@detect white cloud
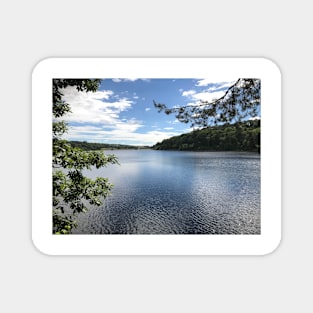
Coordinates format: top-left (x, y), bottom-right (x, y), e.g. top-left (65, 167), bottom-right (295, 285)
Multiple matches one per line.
top-left (181, 82), bottom-right (237, 105)
top-left (167, 119), bottom-right (180, 124)
top-left (191, 91), bottom-right (226, 102)
top-left (183, 80), bottom-right (237, 104)
top-left (65, 125), bottom-right (181, 146)
top-left (185, 101), bottom-right (201, 107)
top-left (145, 108), bottom-right (151, 111)
top-left (112, 78), bottom-right (122, 83)
top-left (208, 81), bottom-right (237, 92)
top-left (58, 86), bottom-right (182, 146)
top-left (60, 86), bottom-right (132, 126)
top-left (125, 78), bottom-right (140, 82)
top-left (112, 78), bottom-right (150, 83)
top-left (182, 90), bottom-right (196, 97)
top-left (196, 79), bottom-right (237, 87)
top-left (196, 79), bottom-right (214, 87)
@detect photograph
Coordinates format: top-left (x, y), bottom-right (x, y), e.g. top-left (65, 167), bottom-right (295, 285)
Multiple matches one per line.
top-left (52, 78), bottom-right (261, 235)
top-left (32, 57), bottom-right (280, 254)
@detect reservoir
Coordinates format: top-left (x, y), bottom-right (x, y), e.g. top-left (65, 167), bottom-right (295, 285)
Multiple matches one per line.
top-left (72, 150), bottom-right (260, 234)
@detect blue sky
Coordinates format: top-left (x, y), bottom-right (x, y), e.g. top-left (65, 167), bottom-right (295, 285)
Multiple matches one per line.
top-left (60, 78), bottom-right (238, 146)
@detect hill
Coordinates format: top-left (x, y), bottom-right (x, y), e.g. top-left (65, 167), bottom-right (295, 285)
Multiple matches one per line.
top-left (153, 120), bottom-right (260, 152)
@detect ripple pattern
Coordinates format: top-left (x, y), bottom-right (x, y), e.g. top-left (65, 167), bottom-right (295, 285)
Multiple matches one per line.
top-left (72, 151), bottom-right (261, 234)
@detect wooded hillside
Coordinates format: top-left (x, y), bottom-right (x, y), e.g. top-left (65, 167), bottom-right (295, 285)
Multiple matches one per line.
top-left (153, 120), bottom-right (260, 152)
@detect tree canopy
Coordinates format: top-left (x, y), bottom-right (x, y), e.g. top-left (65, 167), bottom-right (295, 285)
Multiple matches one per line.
top-left (154, 78), bottom-right (260, 128)
top-left (153, 120), bottom-right (260, 152)
top-left (52, 79), bottom-right (118, 234)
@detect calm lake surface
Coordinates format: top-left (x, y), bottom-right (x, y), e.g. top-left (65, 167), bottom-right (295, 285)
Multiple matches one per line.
top-left (73, 150), bottom-right (260, 234)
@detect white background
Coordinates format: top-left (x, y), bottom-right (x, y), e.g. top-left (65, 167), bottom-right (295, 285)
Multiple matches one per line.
top-left (1, 1), bottom-right (311, 312)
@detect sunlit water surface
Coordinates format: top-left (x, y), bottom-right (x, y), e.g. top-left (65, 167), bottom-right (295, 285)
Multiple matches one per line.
top-left (72, 150), bottom-right (260, 234)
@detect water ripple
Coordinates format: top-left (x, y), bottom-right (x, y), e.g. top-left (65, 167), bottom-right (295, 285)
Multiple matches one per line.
top-left (73, 151), bottom-right (260, 234)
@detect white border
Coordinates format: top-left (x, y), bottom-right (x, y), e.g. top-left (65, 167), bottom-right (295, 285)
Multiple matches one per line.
top-left (32, 58), bottom-right (281, 255)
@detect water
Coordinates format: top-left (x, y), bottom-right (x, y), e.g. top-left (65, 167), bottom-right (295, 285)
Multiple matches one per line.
top-left (72, 150), bottom-right (260, 234)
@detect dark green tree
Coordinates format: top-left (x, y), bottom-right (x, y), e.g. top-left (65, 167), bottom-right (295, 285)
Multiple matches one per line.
top-left (52, 79), bottom-right (118, 234)
top-left (154, 78), bottom-right (260, 127)
top-left (153, 121), bottom-right (260, 152)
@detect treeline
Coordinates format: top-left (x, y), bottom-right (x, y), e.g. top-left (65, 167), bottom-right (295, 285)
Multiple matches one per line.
top-left (153, 120), bottom-right (260, 152)
top-left (69, 141), bottom-right (149, 151)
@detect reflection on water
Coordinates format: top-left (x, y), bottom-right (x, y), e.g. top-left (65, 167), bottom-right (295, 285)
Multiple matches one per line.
top-left (72, 150), bottom-right (260, 234)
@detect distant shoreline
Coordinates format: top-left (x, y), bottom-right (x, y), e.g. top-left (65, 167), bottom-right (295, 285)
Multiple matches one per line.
top-left (68, 140), bottom-right (151, 151)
